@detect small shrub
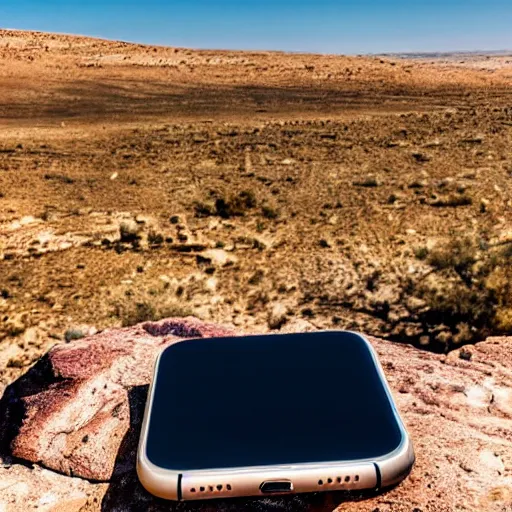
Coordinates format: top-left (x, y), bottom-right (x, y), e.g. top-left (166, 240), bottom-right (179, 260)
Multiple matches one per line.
top-left (195, 190), bottom-right (258, 219)
top-left (238, 190), bottom-right (257, 208)
top-left (427, 236), bottom-right (477, 279)
top-left (410, 232), bottom-right (512, 348)
top-left (495, 308), bottom-right (512, 331)
top-left (193, 201), bottom-right (215, 217)
top-left (414, 246), bottom-right (429, 260)
top-left (215, 190), bottom-right (257, 218)
top-left (248, 269), bottom-right (265, 285)
top-left (120, 301), bottom-right (192, 327)
top-left (148, 230), bottom-right (164, 245)
top-left (159, 303), bottom-right (194, 318)
top-left (121, 302), bottom-right (157, 326)
top-left (261, 205), bottom-right (279, 219)
top-left (43, 173), bottom-right (75, 184)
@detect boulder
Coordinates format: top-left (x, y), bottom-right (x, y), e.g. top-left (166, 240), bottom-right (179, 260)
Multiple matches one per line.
top-left (0, 317), bottom-right (236, 482)
top-left (1, 318), bottom-right (512, 511)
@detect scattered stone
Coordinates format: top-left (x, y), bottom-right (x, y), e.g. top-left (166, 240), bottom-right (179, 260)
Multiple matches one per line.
top-left (406, 296), bottom-right (427, 312)
top-left (412, 152), bottom-right (431, 163)
top-left (169, 242), bottom-right (208, 253)
top-left (459, 170), bottom-right (478, 180)
top-left (196, 249), bottom-right (237, 268)
top-left (438, 177), bottom-right (455, 188)
top-left (480, 198), bottom-right (490, 213)
top-left (64, 325), bottom-right (97, 343)
top-left (408, 180), bottom-right (427, 189)
top-left (460, 135), bottom-right (485, 144)
top-left (175, 223), bottom-right (191, 242)
top-left (459, 347), bottom-right (473, 361)
top-left (134, 214), bottom-right (151, 224)
top-left (386, 140), bottom-right (408, 148)
top-left (118, 220), bottom-right (141, 242)
top-left (23, 327), bottom-right (41, 347)
top-left (353, 176), bottom-right (379, 187)
top-left (279, 319), bottom-right (317, 333)
top-left (267, 303), bottom-right (288, 330)
top-left (5, 315), bottom-right (26, 337)
top-left (429, 194), bottom-right (472, 207)
top-left (387, 193), bottom-right (400, 203)
top-left (423, 139), bottom-right (442, 148)
top-left (244, 152), bottom-right (253, 172)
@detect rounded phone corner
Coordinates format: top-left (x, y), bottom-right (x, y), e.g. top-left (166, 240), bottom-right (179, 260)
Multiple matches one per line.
top-left (137, 447), bottom-right (181, 500)
top-left (352, 330), bottom-right (415, 488)
top-left (375, 431), bottom-right (415, 489)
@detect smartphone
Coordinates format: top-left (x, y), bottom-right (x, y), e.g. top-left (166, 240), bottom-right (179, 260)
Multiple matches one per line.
top-left (137, 331), bottom-right (414, 501)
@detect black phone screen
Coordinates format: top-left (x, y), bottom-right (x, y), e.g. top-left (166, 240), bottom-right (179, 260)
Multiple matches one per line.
top-left (145, 331), bottom-right (403, 471)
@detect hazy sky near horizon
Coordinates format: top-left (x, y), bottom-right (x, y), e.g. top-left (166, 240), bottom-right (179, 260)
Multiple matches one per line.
top-left (1, 0), bottom-right (511, 54)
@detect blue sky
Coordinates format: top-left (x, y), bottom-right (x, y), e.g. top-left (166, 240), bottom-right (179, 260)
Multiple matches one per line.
top-left (1, 0), bottom-right (511, 54)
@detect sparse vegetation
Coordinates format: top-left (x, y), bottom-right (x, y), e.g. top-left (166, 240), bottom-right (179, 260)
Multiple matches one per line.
top-left (43, 173), bottom-right (75, 184)
top-left (248, 269), bottom-right (265, 285)
top-left (3, 30), bottom-right (512, 392)
top-left (119, 301), bottom-right (193, 327)
top-left (414, 246), bottom-right (429, 260)
top-left (261, 205), bottom-right (279, 219)
top-left (215, 190), bottom-right (257, 218)
top-left (193, 201), bottom-right (215, 217)
top-left (411, 234), bottom-right (512, 348)
top-left (194, 190), bottom-right (258, 218)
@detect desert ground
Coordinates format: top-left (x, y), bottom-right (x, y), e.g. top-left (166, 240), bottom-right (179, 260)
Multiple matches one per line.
top-left (1, 29), bottom-right (512, 391)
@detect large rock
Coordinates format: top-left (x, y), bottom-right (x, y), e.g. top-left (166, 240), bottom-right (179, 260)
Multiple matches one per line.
top-left (0, 317), bottom-right (236, 482)
top-left (1, 318), bottom-right (512, 511)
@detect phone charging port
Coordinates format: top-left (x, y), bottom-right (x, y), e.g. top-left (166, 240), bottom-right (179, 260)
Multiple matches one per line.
top-left (260, 480), bottom-right (293, 494)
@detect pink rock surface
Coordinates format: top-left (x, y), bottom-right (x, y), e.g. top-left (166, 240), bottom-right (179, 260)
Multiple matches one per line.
top-left (0, 317), bottom-right (236, 482)
top-left (1, 319), bottom-right (512, 511)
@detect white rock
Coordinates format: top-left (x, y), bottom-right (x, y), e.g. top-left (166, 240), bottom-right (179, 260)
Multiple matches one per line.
top-left (267, 303), bottom-right (288, 330)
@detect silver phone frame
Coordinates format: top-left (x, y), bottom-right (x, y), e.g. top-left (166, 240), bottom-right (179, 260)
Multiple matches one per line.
top-left (137, 331), bottom-right (414, 501)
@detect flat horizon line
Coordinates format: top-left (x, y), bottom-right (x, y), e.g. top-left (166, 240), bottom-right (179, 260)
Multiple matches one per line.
top-left (1, 27), bottom-right (511, 58)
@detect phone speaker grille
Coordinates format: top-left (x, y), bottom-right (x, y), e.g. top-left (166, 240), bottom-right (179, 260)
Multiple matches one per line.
top-left (317, 474), bottom-right (360, 487)
top-left (189, 483), bottom-right (233, 494)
